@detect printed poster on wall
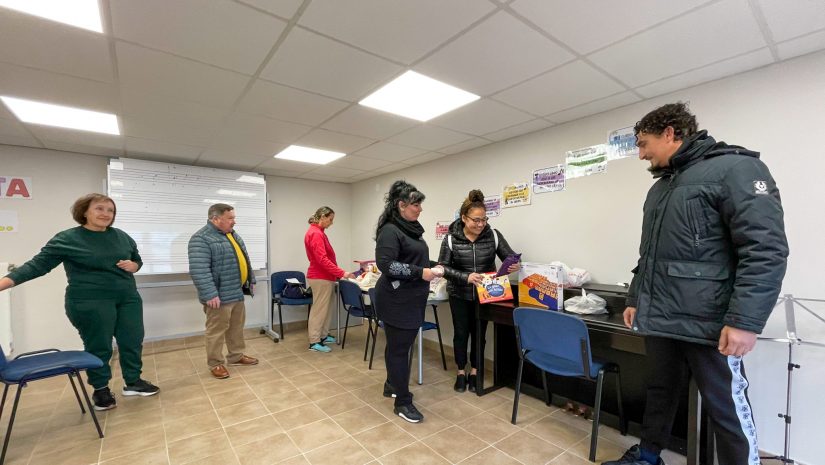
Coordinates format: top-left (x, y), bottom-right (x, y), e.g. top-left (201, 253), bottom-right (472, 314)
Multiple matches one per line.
top-left (565, 144), bottom-right (608, 179)
top-left (485, 195), bottom-right (501, 217)
top-left (502, 182), bottom-right (531, 208)
top-left (0, 176), bottom-right (32, 199)
top-left (435, 221), bottom-right (451, 240)
top-left (607, 126), bottom-right (638, 160)
top-left (0, 210), bottom-right (18, 232)
top-left (532, 165), bottom-right (566, 193)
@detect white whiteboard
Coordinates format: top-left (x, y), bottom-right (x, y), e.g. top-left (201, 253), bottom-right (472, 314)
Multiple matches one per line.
top-left (107, 158), bottom-right (267, 274)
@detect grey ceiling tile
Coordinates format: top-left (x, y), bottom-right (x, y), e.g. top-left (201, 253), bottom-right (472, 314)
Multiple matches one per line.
top-left (545, 91), bottom-right (640, 124)
top-left (776, 30), bottom-right (825, 61)
top-left (511, 0), bottom-right (709, 54)
top-left (635, 49), bottom-right (774, 99)
top-left (298, 0), bottom-right (496, 63)
top-left (261, 27), bottom-right (402, 101)
top-left (757, 0), bottom-right (825, 42)
top-left (483, 118), bottom-right (554, 142)
top-left (0, 8), bottom-right (113, 82)
top-left (117, 42), bottom-right (250, 109)
top-left (588, 0), bottom-right (766, 87)
top-left (111, 0), bottom-right (286, 74)
top-left (296, 129), bottom-right (375, 153)
top-left (321, 105), bottom-right (418, 140)
top-left (493, 60), bottom-right (624, 116)
top-left (430, 99), bottom-right (534, 136)
top-left (238, 80), bottom-right (350, 126)
top-left (416, 11), bottom-right (573, 95)
top-left (353, 142), bottom-right (426, 162)
top-left (386, 125), bottom-right (472, 151)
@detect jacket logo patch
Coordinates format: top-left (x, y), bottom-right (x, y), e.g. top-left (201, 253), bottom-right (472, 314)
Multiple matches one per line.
top-left (753, 181), bottom-right (768, 195)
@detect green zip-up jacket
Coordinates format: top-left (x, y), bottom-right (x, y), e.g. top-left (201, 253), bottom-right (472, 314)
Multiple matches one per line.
top-left (5, 226), bottom-right (142, 299)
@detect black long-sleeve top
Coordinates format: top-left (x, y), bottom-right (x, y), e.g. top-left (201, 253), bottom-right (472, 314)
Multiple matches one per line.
top-left (374, 223), bottom-right (435, 329)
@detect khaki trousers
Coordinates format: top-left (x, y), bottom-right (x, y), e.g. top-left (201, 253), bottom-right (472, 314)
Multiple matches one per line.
top-left (203, 300), bottom-right (246, 367)
top-left (307, 279), bottom-right (335, 344)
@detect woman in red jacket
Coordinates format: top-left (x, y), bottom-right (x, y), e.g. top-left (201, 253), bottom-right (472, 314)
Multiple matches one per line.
top-left (304, 206), bottom-right (354, 353)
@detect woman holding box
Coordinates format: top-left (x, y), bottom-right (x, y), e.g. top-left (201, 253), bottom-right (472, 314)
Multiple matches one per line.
top-left (438, 189), bottom-right (520, 393)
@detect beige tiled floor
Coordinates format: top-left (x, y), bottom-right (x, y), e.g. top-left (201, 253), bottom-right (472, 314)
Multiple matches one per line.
top-left (0, 327), bottom-right (688, 465)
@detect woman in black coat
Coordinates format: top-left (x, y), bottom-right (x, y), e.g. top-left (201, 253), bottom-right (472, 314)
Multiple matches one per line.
top-left (374, 180), bottom-right (443, 423)
top-left (438, 189), bottom-right (520, 393)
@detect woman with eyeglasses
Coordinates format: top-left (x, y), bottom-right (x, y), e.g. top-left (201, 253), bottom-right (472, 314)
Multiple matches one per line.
top-left (438, 189), bottom-right (520, 393)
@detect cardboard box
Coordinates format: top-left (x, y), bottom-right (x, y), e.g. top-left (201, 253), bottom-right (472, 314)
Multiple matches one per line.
top-left (518, 262), bottom-right (564, 310)
top-left (475, 272), bottom-right (513, 304)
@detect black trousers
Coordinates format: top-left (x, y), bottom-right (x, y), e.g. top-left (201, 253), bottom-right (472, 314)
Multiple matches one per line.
top-left (449, 296), bottom-right (488, 371)
top-left (640, 336), bottom-right (760, 465)
top-left (383, 323), bottom-right (419, 407)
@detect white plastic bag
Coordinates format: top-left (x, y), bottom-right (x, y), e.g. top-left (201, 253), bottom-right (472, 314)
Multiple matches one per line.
top-left (550, 261), bottom-right (591, 287)
top-left (564, 289), bottom-right (607, 315)
top-left (429, 277), bottom-right (448, 301)
top-left (351, 269), bottom-right (381, 291)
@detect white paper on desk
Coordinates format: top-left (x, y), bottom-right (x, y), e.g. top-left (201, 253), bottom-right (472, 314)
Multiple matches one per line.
top-left (285, 278), bottom-right (301, 284)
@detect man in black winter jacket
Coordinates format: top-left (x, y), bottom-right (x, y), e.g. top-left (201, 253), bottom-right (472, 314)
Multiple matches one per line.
top-left (603, 103), bottom-right (788, 465)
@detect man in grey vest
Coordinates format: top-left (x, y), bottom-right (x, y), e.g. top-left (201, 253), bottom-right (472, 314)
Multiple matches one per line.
top-left (188, 203), bottom-right (258, 379)
top-left (603, 103), bottom-right (788, 465)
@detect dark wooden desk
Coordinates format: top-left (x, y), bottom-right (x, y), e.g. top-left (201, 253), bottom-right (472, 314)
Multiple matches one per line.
top-left (474, 284), bottom-right (712, 465)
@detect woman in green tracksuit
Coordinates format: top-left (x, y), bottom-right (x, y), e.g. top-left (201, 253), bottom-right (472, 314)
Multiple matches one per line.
top-left (0, 193), bottom-right (159, 410)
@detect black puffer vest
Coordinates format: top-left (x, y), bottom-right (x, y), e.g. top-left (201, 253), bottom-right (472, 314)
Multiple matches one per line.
top-left (437, 218), bottom-right (516, 301)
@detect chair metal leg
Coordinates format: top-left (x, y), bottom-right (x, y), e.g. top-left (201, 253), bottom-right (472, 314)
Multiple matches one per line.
top-left (0, 384), bottom-right (8, 422)
top-left (368, 324), bottom-right (380, 370)
top-left (590, 369), bottom-right (606, 462)
top-left (614, 368), bottom-right (627, 435)
top-left (511, 356), bottom-right (525, 424)
top-left (431, 305), bottom-right (447, 370)
top-left (342, 312), bottom-right (351, 349)
top-left (277, 302), bottom-right (284, 340)
top-left (75, 370), bottom-right (103, 439)
top-left (541, 370), bottom-right (551, 406)
top-left (363, 317), bottom-right (373, 361)
top-left (67, 373), bottom-right (86, 414)
top-left (1, 382), bottom-right (24, 465)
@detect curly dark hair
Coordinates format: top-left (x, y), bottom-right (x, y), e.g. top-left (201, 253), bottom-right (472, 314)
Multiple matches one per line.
top-left (459, 189), bottom-right (485, 218)
top-left (71, 193), bottom-right (116, 225)
top-left (634, 102), bottom-right (698, 141)
top-left (375, 180), bottom-right (425, 238)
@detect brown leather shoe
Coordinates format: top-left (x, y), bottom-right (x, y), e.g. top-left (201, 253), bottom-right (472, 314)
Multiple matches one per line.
top-left (210, 365), bottom-right (230, 379)
top-left (229, 354), bottom-right (259, 366)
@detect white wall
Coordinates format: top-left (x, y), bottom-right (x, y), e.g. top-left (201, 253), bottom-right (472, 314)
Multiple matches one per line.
top-left (350, 50), bottom-right (825, 463)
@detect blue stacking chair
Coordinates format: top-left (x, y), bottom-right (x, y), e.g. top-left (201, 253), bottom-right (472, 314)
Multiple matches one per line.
top-left (0, 345), bottom-right (104, 464)
top-left (271, 271), bottom-right (313, 340)
top-left (512, 307), bottom-right (626, 462)
top-left (338, 280), bottom-right (376, 361)
top-left (366, 289), bottom-right (447, 371)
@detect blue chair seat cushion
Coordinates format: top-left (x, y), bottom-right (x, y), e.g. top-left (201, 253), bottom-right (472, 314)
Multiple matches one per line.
top-left (421, 321), bottom-right (438, 331)
top-left (525, 351), bottom-right (606, 378)
top-left (1, 351), bottom-right (103, 383)
top-left (277, 297), bottom-right (312, 306)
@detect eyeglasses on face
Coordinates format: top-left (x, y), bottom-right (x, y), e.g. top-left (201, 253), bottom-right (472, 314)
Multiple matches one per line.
top-left (465, 216), bottom-right (488, 225)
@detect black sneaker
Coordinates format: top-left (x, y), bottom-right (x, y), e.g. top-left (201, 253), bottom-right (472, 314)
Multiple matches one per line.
top-left (122, 379), bottom-right (160, 397)
top-left (383, 381), bottom-right (397, 398)
top-left (92, 387), bottom-right (117, 411)
top-left (454, 374), bottom-right (467, 392)
top-left (601, 445), bottom-right (665, 465)
top-left (467, 374), bottom-right (477, 392)
top-left (394, 403), bottom-right (424, 423)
